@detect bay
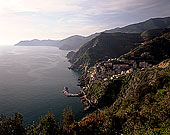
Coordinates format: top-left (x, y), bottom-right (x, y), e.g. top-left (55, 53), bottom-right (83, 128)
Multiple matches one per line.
top-left (0, 46), bottom-right (83, 124)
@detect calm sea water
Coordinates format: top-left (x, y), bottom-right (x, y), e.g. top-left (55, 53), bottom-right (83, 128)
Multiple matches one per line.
top-left (0, 46), bottom-right (83, 124)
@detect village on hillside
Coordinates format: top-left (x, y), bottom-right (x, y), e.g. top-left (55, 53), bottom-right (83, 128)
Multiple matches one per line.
top-left (80, 51), bottom-right (156, 88)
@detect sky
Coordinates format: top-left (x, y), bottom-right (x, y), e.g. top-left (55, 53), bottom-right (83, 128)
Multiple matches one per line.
top-left (0, 0), bottom-right (170, 45)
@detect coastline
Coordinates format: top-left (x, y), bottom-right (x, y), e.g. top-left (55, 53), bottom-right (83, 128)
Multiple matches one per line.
top-left (62, 85), bottom-right (96, 111)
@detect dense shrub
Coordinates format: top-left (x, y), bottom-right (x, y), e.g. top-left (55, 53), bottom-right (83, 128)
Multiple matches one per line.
top-left (0, 60), bottom-right (169, 135)
top-left (102, 63), bottom-right (170, 134)
top-left (0, 112), bottom-right (26, 135)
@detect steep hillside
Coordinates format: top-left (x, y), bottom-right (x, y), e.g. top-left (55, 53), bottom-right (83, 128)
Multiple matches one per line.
top-left (120, 32), bottom-right (170, 63)
top-left (59, 35), bottom-right (86, 50)
top-left (61, 17), bottom-right (170, 50)
top-left (77, 32), bottom-right (170, 110)
top-left (105, 16), bottom-right (170, 33)
top-left (73, 59), bottom-right (170, 134)
top-left (141, 28), bottom-right (170, 41)
top-left (3, 34), bottom-right (170, 135)
top-left (1, 59), bottom-right (169, 135)
top-left (69, 32), bottom-right (144, 71)
top-left (59, 33), bottom-right (99, 50)
top-left (101, 59), bottom-right (170, 134)
top-left (63, 17), bottom-right (170, 50)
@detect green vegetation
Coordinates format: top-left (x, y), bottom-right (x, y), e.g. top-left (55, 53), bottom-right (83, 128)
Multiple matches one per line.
top-left (69, 30), bottom-right (170, 72)
top-left (1, 60), bottom-right (169, 134)
top-left (102, 60), bottom-right (170, 134)
top-left (104, 17), bottom-right (170, 33)
top-left (0, 113), bottom-right (26, 135)
top-left (0, 109), bottom-right (103, 135)
top-left (84, 79), bottom-right (122, 107)
top-left (6, 16), bottom-right (170, 134)
top-left (121, 32), bottom-right (170, 62)
top-left (141, 28), bottom-right (170, 41)
top-left (70, 32), bottom-right (144, 71)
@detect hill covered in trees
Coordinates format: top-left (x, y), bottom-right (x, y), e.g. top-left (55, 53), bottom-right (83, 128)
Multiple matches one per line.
top-left (6, 17), bottom-right (170, 134)
top-left (67, 28), bottom-right (170, 72)
top-left (2, 31), bottom-right (170, 135)
top-left (59, 33), bottom-right (99, 50)
top-left (104, 17), bottom-right (170, 33)
top-left (0, 59), bottom-right (169, 135)
top-left (141, 28), bottom-right (170, 41)
top-left (120, 32), bottom-right (170, 62)
top-left (68, 32), bottom-right (144, 71)
top-left (60, 17), bottom-right (170, 50)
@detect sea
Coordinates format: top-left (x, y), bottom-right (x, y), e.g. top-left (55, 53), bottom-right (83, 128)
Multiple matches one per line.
top-left (0, 46), bottom-right (84, 125)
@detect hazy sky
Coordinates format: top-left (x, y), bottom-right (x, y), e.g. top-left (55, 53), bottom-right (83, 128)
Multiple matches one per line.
top-left (0, 0), bottom-right (170, 45)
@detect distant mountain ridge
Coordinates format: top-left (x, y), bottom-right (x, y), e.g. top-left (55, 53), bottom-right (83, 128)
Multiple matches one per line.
top-left (60, 17), bottom-right (170, 50)
top-left (15, 33), bottom-right (99, 50)
top-left (104, 17), bottom-right (170, 33)
top-left (15, 39), bottom-right (60, 47)
top-left (15, 16), bottom-right (170, 51)
top-left (59, 16), bottom-right (170, 50)
top-left (59, 33), bottom-right (99, 50)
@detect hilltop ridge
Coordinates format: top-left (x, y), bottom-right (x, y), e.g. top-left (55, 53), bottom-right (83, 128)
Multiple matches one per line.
top-left (104, 17), bottom-right (170, 33)
top-left (15, 17), bottom-right (170, 51)
top-left (68, 32), bottom-right (144, 71)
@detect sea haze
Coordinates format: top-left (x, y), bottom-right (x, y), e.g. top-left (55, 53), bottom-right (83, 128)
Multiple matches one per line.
top-left (0, 46), bottom-right (83, 124)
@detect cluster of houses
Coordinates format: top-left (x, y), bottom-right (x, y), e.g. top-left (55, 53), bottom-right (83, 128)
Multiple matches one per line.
top-left (75, 52), bottom-right (156, 110)
top-left (86, 52), bottom-right (154, 85)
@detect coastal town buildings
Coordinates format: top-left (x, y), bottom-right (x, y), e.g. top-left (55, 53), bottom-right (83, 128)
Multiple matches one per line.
top-left (84, 52), bottom-right (154, 86)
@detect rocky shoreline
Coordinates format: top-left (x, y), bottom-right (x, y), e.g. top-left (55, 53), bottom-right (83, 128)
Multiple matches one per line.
top-left (62, 86), bottom-right (96, 111)
top-left (63, 30), bottom-right (170, 112)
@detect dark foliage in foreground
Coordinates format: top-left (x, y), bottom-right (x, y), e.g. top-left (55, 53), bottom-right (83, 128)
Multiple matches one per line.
top-left (0, 113), bottom-right (26, 135)
top-left (0, 60), bottom-right (170, 135)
